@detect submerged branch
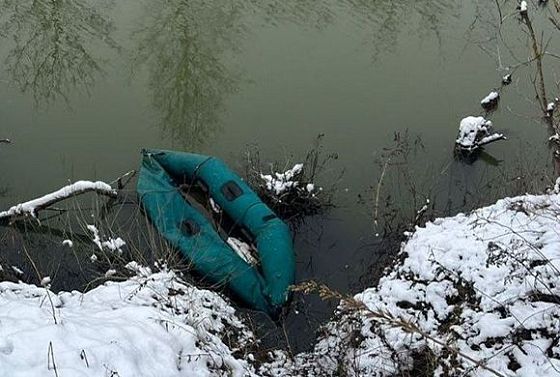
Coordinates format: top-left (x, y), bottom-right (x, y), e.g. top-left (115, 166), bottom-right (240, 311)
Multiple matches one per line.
top-left (373, 157), bottom-right (390, 229)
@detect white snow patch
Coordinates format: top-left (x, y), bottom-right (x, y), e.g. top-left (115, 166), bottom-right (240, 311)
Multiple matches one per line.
top-left (520, 0), bottom-right (528, 13)
top-left (227, 237), bottom-right (258, 266)
top-left (86, 224), bottom-right (102, 250)
top-left (104, 269), bottom-right (117, 278)
top-left (11, 266), bottom-right (23, 275)
top-left (260, 164), bottom-right (303, 195)
top-left (87, 225), bottom-right (126, 254)
top-left (101, 237), bottom-right (126, 254)
top-left (0, 271), bottom-right (256, 376)
top-left (40, 276), bottom-right (51, 286)
top-left (62, 239), bottom-right (73, 247)
top-left (124, 261), bottom-right (151, 277)
top-left (209, 197), bottom-right (222, 213)
top-left (417, 204), bottom-right (428, 215)
top-left (547, 101), bottom-right (556, 116)
top-left (480, 91), bottom-right (499, 106)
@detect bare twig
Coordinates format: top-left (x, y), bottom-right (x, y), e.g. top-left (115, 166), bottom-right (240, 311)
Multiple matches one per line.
top-left (80, 349), bottom-right (90, 368)
top-left (109, 170), bottom-right (136, 190)
top-left (373, 157), bottom-right (390, 229)
top-left (21, 244), bottom-right (58, 325)
top-left (47, 342), bottom-right (59, 377)
top-left (494, 0), bottom-right (503, 24)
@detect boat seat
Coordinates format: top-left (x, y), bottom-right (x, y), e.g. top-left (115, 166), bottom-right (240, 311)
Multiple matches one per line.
top-left (262, 214), bottom-right (277, 222)
top-left (221, 180), bottom-right (243, 201)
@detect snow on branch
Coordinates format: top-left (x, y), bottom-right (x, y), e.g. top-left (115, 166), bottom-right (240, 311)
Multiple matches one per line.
top-left (0, 181), bottom-right (117, 222)
top-left (519, 0), bottom-right (528, 16)
top-left (260, 163), bottom-right (304, 195)
top-left (480, 91), bottom-right (499, 110)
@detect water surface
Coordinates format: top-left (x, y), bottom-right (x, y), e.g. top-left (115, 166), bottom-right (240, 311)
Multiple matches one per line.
top-left (0, 0), bottom-right (556, 350)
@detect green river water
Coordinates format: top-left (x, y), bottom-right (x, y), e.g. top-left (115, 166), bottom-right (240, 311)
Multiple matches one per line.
top-left (0, 0), bottom-right (558, 350)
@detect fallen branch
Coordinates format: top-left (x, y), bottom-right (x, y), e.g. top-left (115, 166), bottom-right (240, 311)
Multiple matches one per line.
top-left (476, 133), bottom-right (507, 147)
top-left (0, 180), bottom-right (117, 223)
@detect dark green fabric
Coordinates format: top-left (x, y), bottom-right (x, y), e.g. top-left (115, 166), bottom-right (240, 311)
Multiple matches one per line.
top-left (137, 149), bottom-right (295, 316)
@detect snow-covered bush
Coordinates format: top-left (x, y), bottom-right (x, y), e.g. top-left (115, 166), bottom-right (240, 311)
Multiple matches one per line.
top-left (244, 136), bottom-right (340, 223)
top-left (256, 162), bottom-right (325, 220)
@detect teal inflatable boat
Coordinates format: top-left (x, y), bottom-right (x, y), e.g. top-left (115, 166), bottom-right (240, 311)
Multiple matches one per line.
top-left (137, 149), bottom-right (295, 317)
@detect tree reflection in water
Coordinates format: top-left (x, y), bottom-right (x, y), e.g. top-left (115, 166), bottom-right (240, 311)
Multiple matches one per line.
top-left (0, 0), bottom-right (117, 105)
top-left (0, 0), bottom-right (456, 147)
top-left (135, 0), bottom-right (454, 149)
top-left (134, 0), bottom-right (244, 149)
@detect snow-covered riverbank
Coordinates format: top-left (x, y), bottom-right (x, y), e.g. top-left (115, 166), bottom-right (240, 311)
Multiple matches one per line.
top-left (2, 191), bottom-right (560, 376)
top-left (265, 192), bottom-right (560, 376)
top-left (0, 269), bottom-right (257, 377)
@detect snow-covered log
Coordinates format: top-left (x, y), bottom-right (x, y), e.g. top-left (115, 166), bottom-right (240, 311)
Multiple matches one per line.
top-left (0, 181), bottom-right (117, 222)
top-left (455, 116), bottom-right (505, 152)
